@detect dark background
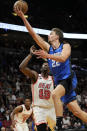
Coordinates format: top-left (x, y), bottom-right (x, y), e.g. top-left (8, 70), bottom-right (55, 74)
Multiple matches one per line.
top-left (0, 1), bottom-right (87, 130)
top-left (0, 0), bottom-right (87, 69)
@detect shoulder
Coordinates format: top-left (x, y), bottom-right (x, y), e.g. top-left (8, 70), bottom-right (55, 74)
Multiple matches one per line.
top-left (63, 42), bottom-right (71, 47)
top-left (21, 104), bottom-right (25, 109)
top-left (18, 105), bottom-right (23, 111)
top-left (14, 105), bottom-right (23, 113)
top-left (31, 70), bottom-right (38, 83)
top-left (63, 42), bottom-right (71, 50)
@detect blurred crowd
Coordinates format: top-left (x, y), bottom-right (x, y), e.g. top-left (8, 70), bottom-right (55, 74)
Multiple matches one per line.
top-left (0, 50), bottom-right (87, 131)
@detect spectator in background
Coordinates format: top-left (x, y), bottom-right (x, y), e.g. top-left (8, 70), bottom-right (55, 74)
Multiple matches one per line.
top-left (0, 121), bottom-right (2, 129)
top-left (0, 104), bottom-right (5, 113)
top-left (62, 115), bottom-right (71, 129)
top-left (16, 79), bottom-right (21, 93)
top-left (76, 94), bottom-right (81, 104)
top-left (1, 127), bottom-right (6, 131)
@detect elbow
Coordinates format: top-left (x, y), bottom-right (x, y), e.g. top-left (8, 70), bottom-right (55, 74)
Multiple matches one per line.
top-left (19, 64), bottom-right (23, 71)
top-left (61, 57), bottom-right (67, 62)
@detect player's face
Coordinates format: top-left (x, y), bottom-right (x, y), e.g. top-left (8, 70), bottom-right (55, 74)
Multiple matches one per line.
top-left (25, 99), bottom-right (31, 107)
top-left (48, 31), bottom-right (59, 43)
top-left (41, 63), bottom-right (49, 73)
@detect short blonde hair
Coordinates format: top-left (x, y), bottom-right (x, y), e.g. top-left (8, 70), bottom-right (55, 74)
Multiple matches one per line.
top-left (52, 28), bottom-right (64, 43)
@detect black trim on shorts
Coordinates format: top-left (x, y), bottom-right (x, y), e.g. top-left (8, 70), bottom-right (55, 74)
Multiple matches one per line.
top-left (36, 123), bottom-right (47, 131)
top-left (58, 74), bottom-right (73, 94)
top-left (65, 96), bottom-right (76, 105)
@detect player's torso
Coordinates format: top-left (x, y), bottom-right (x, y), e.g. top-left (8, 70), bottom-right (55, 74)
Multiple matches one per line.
top-left (31, 74), bottom-right (54, 108)
top-left (48, 43), bottom-right (71, 82)
top-left (14, 105), bottom-right (32, 123)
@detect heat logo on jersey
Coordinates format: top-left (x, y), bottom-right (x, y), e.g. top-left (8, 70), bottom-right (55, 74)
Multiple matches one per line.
top-left (38, 83), bottom-right (51, 100)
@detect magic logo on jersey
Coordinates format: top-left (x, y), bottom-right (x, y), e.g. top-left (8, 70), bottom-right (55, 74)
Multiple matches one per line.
top-left (51, 52), bottom-right (61, 68)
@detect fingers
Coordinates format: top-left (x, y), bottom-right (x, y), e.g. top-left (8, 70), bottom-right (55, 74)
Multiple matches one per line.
top-left (30, 46), bottom-right (36, 55)
top-left (36, 56), bottom-right (42, 59)
top-left (14, 5), bottom-right (22, 15)
top-left (33, 50), bottom-right (42, 55)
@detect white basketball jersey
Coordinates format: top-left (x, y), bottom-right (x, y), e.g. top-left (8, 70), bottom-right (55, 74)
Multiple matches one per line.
top-left (14, 105), bottom-right (32, 124)
top-left (31, 74), bottom-right (54, 108)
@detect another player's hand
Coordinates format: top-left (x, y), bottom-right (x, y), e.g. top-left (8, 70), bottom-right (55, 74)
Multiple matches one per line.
top-left (12, 120), bottom-right (16, 128)
top-left (30, 45), bottom-right (36, 56)
top-left (14, 6), bottom-right (24, 17)
top-left (34, 49), bottom-right (49, 59)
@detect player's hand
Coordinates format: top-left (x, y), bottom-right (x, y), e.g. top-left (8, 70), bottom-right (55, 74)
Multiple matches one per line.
top-left (14, 6), bottom-right (24, 17)
top-left (12, 120), bottom-right (16, 128)
top-left (34, 49), bottom-right (49, 59)
top-left (30, 45), bottom-right (36, 56)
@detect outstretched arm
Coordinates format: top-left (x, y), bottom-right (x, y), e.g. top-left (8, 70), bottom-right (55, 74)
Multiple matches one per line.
top-left (19, 46), bottom-right (38, 83)
top-left (14, 7), bottom-right (50, 52)
top-left (34, 43), bottom-right (71, 62)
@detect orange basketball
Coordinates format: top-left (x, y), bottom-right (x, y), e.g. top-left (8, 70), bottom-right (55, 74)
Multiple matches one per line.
top-left (13, 0), bottom-right (28, 14)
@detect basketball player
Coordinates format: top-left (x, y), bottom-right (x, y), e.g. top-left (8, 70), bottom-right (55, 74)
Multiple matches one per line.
top-left (10, 98), bottom-right (33, 131)
top-left (14, 8), bottom-right (87, 131)
top-left (19, 46), bottom-right (55, 131)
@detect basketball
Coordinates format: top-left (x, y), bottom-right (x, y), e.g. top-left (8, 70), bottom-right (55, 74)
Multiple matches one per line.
top-left (13, 0), bottom-right (28, 14)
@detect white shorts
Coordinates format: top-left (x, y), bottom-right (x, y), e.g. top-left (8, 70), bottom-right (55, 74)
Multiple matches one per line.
top-left (33, 106), bottom-right (56, 126)
top-left (14, 122), bottom-right (29, 131)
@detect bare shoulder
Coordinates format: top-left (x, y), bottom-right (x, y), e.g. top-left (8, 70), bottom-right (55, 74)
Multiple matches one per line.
top-left (31, 70), bottom-right (38, 79)
top-left (15, 105), bottom-right (23, 111)
top-left (63, 42), bottom-right (71, 46)
top-left (63, 42), bottom-right (71, 49)
top-left (31, 70), bottom-right (38, 83)
top-left (62, 42), bottom-right (71, 56)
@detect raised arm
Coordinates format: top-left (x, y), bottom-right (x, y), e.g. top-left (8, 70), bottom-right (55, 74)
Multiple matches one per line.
top-left (19, 46), bottom-right (38, 83)
top-left (14, 7), bottom-right (50, 52)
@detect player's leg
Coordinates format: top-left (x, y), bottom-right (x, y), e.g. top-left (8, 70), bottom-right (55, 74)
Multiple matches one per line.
top-left (46, 107), bottom-right (56, 130)
top-left (67, 100), bottom-right (87, 123)
top-left (52, 84), bottom-right (65, 130)
top-left (23, 123), bottom-right (29, 131)
top-left (33, 107), bottom-right (48, 131)
top-left (14, 123), bottom-right (23, 131)
top-left (52, 84), bottom-right (65, 116)
top-left (52, 74), bottom-right (76, 131)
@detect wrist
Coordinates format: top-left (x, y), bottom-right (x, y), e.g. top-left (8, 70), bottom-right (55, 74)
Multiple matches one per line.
top-left (47, 54), bottom-right (51, 59)
top-left (21, 14), bottom-right (25, 19)
top-left (29, 53), bottom-right (33, 57)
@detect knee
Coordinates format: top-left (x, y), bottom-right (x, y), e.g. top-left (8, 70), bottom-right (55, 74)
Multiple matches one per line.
top-left (73, 110), bottom-right (81, 117)
top-left (52, 90), bottom-right (60, 100)
top-left (52, 91), bottom-right (56, 100)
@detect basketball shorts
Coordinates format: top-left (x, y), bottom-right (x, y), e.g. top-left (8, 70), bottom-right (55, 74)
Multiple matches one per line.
top-left (14, 122), bottom-right (29, 131)
top-left (56, 71), bottom-right (78, 105)
top-left (33, 106), bottom-right (56, 126)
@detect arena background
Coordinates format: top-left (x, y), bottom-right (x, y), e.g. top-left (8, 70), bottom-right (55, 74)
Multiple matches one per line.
top-left (0, 0), bottom-right (87, 131)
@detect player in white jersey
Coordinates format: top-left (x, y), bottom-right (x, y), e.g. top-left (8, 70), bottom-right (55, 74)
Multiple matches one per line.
top-left (19, 46), bottom-right (56, 131)
top-left (10, 98), bottom-right (33, 131)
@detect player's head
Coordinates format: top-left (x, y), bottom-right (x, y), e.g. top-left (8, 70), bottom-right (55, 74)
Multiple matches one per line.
top-left (48, 28), bottom-right (63, 43)
top-left (24, 98), bottom-right (31, 108)
top-left (41, 62), bottom-right (50, 74)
